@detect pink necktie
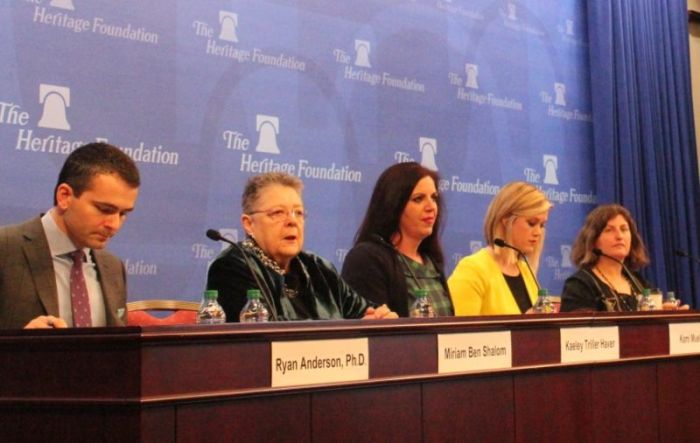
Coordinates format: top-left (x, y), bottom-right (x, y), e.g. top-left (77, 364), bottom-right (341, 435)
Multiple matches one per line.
top-left (69, 250), bottom-right (92, 327)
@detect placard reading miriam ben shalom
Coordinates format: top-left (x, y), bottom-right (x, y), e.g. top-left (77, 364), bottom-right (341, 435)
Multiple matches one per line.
top-left (271, 338), bottom-right (369, 387)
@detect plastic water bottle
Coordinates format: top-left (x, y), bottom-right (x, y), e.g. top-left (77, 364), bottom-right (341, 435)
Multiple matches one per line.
top-left (532, 288), bottom-right (554, 313)
top-left (196, 290), bottom-right (227, 324)
top-left (664, 291), bottom-right (680, 309)
top-left (410, 289), bottom-right (436, 318)
top-left (239, 289), bottom-right (270, 323)
top-left (639, 288), bottom-right (655, 311)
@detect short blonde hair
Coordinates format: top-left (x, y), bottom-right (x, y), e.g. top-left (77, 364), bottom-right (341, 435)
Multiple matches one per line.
top-left (241, 172), bottom-right (303, 214)
top-left (483, 181), bottom-right (552, 269)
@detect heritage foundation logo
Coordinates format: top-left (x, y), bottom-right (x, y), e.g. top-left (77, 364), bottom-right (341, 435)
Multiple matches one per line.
top-left (450, 62), bottom-right (523, 110)
top-left (231, 114), bottom-right (362, 182)
top-left (540, 82), bottom-right (592, 122)
top-left (192, 12), bottom-right (305, 71)
top-left (218, 11), bottom-right (238, 42)
top-left (334, 39), bottom-right (425, 92)
top-left (37, 84), bottom-right (71, 131)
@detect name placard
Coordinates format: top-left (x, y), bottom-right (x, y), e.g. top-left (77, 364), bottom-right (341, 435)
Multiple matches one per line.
top-left (560, 326), bottom-right (619, 363)
top-left (271, 338), bottom-right (369, 387)
top-left (438, 331), bottom-right (512, 374)
top-left (669, 322), bottom-right (700, 355)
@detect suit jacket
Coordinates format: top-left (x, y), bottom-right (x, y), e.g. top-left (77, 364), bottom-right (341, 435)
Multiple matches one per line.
top-left (0, 216), bottom-right (127, 329)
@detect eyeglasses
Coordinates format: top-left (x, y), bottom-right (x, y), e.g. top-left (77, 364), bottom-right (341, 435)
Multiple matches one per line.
top-left (247, 207), bottom-right (306, 222)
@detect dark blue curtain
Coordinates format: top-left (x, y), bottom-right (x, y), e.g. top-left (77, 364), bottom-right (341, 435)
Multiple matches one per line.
top-left (588, 0), bottom-right (700, 306)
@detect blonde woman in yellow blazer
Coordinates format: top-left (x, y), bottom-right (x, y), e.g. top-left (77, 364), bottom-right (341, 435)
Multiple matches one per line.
top-left (449, 182), bottom-right (552, 315)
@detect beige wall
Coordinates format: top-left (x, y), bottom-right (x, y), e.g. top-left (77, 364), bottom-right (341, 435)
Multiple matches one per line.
top-left (690, 1), bottom-right (700, 175)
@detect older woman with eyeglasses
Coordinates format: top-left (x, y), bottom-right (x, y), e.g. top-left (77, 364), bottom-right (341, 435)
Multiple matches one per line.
top-left (206, 172), bottom-right (397, 322)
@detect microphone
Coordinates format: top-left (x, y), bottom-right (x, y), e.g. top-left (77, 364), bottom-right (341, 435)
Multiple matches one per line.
top-left (206, 229), bottom-right (233, 245)
top-left (675, 249), bottom-right (700, 265)
top-left (592, 248), bottom-right (645, 294)
top-left (206, 229), bottom-right (279, 321)
top-left (494, 238), bottom-right (541, 291)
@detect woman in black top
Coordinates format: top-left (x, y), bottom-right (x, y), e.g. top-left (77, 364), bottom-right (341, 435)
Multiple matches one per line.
top-left (561, 204), bottom-right (684, 312)
top-left (341, 162), bottom-right (453, 317)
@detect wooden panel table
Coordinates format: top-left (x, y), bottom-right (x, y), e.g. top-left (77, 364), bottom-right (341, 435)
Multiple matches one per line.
top-left (1, 311), bottom-right (699, 442)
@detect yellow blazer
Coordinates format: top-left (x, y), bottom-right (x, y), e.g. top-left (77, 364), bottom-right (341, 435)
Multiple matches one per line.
top-left (448, 248), bottom-right (539, 315)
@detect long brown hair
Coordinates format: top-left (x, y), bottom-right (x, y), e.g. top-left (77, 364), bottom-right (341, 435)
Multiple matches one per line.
top-left (354, 162), bottom-right (445, 266)
top-left (571, 204), bottom-right (649, 270)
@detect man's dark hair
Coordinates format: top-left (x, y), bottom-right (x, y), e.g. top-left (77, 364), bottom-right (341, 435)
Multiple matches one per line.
top-left (53, 142), bottom-right (140, 205)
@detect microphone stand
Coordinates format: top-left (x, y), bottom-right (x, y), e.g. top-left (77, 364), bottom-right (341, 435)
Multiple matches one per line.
top-left (206, 229), bottom-right (279, 321)
top-left (494, 238), bottom-right (541, 291)
top-left (592, 248), bottom-right (645, 295)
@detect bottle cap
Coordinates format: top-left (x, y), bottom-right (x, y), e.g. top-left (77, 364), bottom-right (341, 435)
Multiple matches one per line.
top-left (642, 288), bottom-right (650, 296)
top-left (247, 289), bottom-right (262, 299)
top-left (203, 289), bottom-right (218, 299)
top-left (538, 288), bottom-right (549, 296)
top-left (415, 289), bottom-right (428, 298)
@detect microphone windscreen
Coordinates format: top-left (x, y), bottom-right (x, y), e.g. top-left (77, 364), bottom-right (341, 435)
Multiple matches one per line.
top-left (494, 238), bottom-right (506, 248)
top-left (206, 229), bottom-right (221, 241)
top-left (592, 248), bottom-right (603, 256)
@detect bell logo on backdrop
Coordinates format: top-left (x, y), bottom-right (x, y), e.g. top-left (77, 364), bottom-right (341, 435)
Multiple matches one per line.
top-left (542, 155), bottom-right (559, 185)
top-left (554, 83), bottom-right (567, 106)
top-left (470, 241), bottom-right (483, 254)
top-left (218, 11), bottom-right (239, 42)
top-left (50, 0), bottom-right (74, 11)
top-left (335, 248), bottom-right (348, 264)
top-left (255, 115), bottom-right (281, 154)
top-left (419, 137), bottom-right (438, 171)
top-left (37, 84), bottom-right (71, 131)
top-left (558, 17), bottom-right (586, 46)
top-left (354, 40), bottom-right (372, 68)
top-left (565, 19), bottom-right (574, 36)
top-left (333, 39), bottom-right (425, 92)
top-left (452, 252), bottom-right (465, 267)
top-left (545, 244), bottom-right (574, 282)
top-left (465, 64), bottom-right (479, 89)
top-left (219, 229), bottom-right (239, 248)
top-left (450, 62), bottom-right (523, 110)
top-left (561, 245), bottom-right (572, 268)
top-left (507, 3), bottom-right (517, 21)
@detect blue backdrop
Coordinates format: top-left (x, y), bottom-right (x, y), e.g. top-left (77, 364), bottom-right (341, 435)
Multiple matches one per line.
top-left (0, 0), bottom-right (597, 301)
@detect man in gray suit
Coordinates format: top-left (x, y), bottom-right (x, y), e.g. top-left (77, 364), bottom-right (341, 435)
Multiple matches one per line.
top-left (0, 142), bottom-right (140, 329)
